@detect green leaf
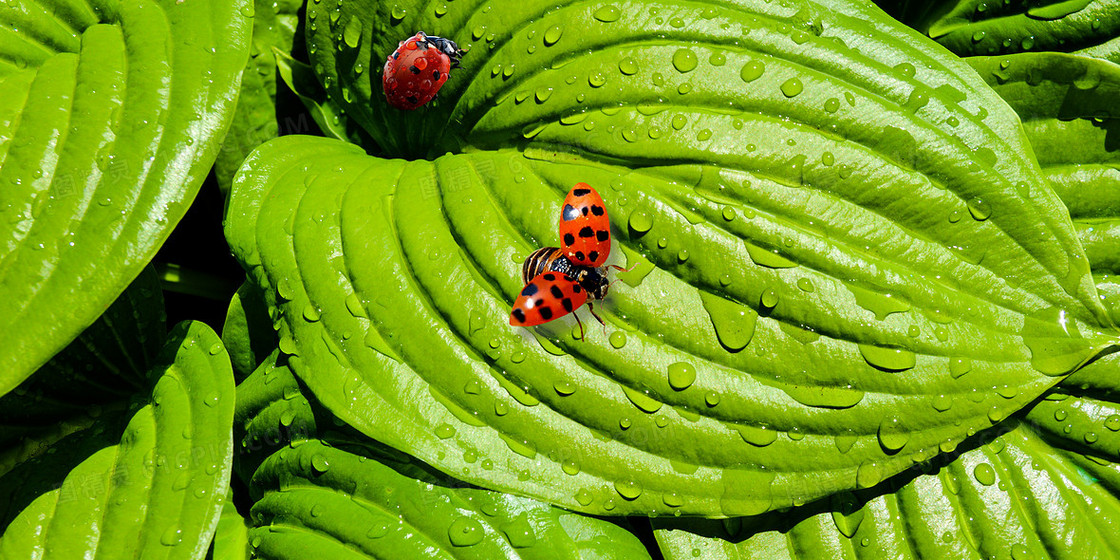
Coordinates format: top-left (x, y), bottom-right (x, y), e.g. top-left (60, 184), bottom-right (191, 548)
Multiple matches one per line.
top-left (214, 0), bottom-right (302, 194)
top-left (0, 321), bottom-right (236, 559)
top-left (206, 490), bottom-right (251, 560)
top-left (883, 0), bottom-right (1120, 63)
top-left (222, 281), bottom-right (278, 382)
top-left (227, 0), bottom-right (1120, 516)
top-left (966, 53), bottom-right (1120, 322)
top-left (234, 355), bottom-right (652, 559)
top-left (653, 418), bottom-right (1120, 559)
top-left (0, 0), bottom-right (251, 397)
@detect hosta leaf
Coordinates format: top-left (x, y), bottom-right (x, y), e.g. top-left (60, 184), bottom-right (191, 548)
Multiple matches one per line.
top-left (214, 0), bottom-right (302, 194)
top-left (222, 281), bottom-right (278, 381)
top-left (653, 418), bottom-right (1120, 559)
top-left (966, 53), bottom-right (1120, 326)
top-left (234, 350), bottom-right (653, 559)
top-left (0, 0), bottom-right (250, 397)
top-left (206, 490), bottom-right (251, 560)
top-left (227, 0), bottom-right (1120, 516)
top-left (0, 321), bottom-right (236, 559)
top-left (880, 0), bottom-right (1120, 63)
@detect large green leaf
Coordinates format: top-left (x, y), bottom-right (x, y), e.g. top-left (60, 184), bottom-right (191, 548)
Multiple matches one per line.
top-left (227, 0), bottom-right (1120, 516)
top-left (0, 0), bottom-right (251, 396)
top-left (880, 0), bottom-right (1120, 62)
top-left (966, 52), bottom-right (1120, 324)
top-left (206, 490), bottom-right (250, 560)
top-left (0, 319), bottom-right (236, 558)
top-left (652, 416), bottom-right (1120, 559)
top-left (234, 350), bottom-right (653, 559)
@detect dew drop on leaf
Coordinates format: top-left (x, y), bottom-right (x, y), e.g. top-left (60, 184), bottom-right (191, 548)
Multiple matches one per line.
top-left (448, 517), bottom-right (485, 546)
top-left (593, 5), bottom-right (620, 22)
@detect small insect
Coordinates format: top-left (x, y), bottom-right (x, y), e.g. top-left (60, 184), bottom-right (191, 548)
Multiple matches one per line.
top-left (510, 183), bottom-right (624, 337)
top-left (383, 31), bottom-right (464, 110)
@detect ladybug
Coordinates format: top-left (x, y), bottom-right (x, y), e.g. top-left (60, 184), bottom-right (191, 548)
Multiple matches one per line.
top-left (383, 31), bottom-right (464, 110)
top-left (510, 183), bottom-right (624, 337)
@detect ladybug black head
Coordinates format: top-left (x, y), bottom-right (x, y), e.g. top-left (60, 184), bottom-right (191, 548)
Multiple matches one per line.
top-left (424, 34), bottom-right (465, 68)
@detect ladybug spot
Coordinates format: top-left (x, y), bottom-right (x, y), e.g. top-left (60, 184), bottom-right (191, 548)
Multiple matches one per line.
top-left (543, 273), bottom-right (556, 281)
top-left (573, 188), bottom-right (591, 196)
top-left (595, 230), bottom-right (609, 242)
top-left (562, 204), bottom-right (580, 222)
top-left (582, 207), bottom-right (589, 216)
top-left (409, 65), bottom-right (421, 74)
top-left (562, 298), bottom-right (574, 312)
top-left (406, 95), bottom-right (419, 104)
top-left (521, 283), bottom-right (539, 297)
top-left (539, 306), bottom-right (554, 320)
top-left (572, 284), bottom-right (582, 293)
top-left (393, 52), bottom-right (399, 59)
top-left (578, 226), bottom-right (595, 238)
top-left (550, 285), bottom-right (564, 298)
top-left (575, 251), bottom-right (585, 261)
top-left (563, 233), bottom-right (575, 246)
top-left (588, 251), bottom-right (599, 262)
top-left (511, 308), bottom-right (526, 323)
top-left (533, 298), bottom-right (545, 308)
top-left (591, 205), bottom-right (604, 216)
top-left (433, 70), bottom-right (441, 79)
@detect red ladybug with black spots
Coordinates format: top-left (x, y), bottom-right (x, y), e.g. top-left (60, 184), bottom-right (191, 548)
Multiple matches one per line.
top-left (510, 183), bottom-right (622, 336)
top-left (383, 31), bottom-right (463, 110)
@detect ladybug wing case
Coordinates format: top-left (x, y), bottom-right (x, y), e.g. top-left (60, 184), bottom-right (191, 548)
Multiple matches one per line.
top-left (509, 273), bottom-right (588, 326)
top-left (558, 183), bottom-right (611, 268)
top-left (383, 33), bottom-right (452, 110)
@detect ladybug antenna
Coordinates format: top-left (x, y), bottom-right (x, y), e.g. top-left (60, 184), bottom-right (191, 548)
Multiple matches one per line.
top-left (602, 264), bottom-right (633, 296)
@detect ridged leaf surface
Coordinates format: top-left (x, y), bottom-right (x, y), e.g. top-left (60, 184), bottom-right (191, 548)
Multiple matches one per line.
top-left (0, 0), bottom-right (250, 396)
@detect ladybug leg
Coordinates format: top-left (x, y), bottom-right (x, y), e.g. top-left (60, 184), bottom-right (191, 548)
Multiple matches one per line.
top-left (586, 302), bottom-right (608, 338)
top-left (573, 310), bottom-right (586, 341)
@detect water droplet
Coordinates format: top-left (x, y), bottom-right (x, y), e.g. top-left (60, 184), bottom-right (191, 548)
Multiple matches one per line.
top-left (667, 362), bottom-right (696, 390)
top-left (709, 52), bottom-right (726, 66)
top-left (311, 454), bottom-right (330, 473)
top-left (588, 72), bottom-right (606, 87)
top-left (1011, 544), bottom-right (1030, 560)
top-left (614, 479), bottom-right (643, 500)
top-left (628, 210), bottom-right (653, 233)
top-left (575, 488), bottom-right (594, 505)
top-left (543, 25), bottom-right (563, 45)
top-left (448, 517), bottom-right (485, 546)
top-left (972, 30), bottom-right (986, 43)
top-left (663, 492), bottom-right (684, 507)
top-left (593, 5), bottom-right (621, 22)
top-left (343, 17), bottom-right (362, 48)
top-left (695, 130), bottom-right (711, 141)
top-left (160, 526), bottom-right (182, 546)
top-left (855, 461), bottom-right (883, 488)
top-left (973, 462), bottom-right (996, 485)
top-left (780, 78), bottom-right (803, 97)
top-left (967, 198), bottom-right (991, 220)
top-left (796, 278), bottom-right (814, 292)
top-left (705, 391), bottom-right (721, 406)
top-left (1105, 414), bottom-right (1120, 431)
top-left (618, 57), bottom-right (638, 75)
top-left (760, 289), bottom-right (779, 309)
top-left (858, 344), bottom-right (916, 371)
top-left (738, 425), bottom-right (778, 446)
top-left (877, 416), bottom-right (909, 452)
top-left (672, 48), bottom-right (698, 72)
top-left (932, 394), bottom-right (952, 411)
top-left (671, 114), bottom-right (687, 130)
top-left (303, 305), bottom-right (321, 322)
top-left (1021, 36), bottom-right (1035, 50)
top-left (1085, 431), bottom-right (1099, 444)
top-left (435, 424), bottom-right (456, 439)
top-left (608, 331), bottom-right (627, 348)
top-left (740, 60), bottom-right (764, 82)
top-left (535, 88), bottom-right (553, 103)
top-left (553, 380), bottom-right (575, 396)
